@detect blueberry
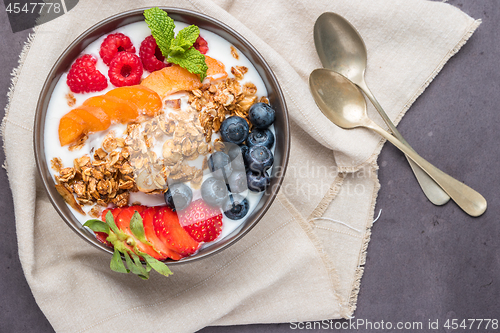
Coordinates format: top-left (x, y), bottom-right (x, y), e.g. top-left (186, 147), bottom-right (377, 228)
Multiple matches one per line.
top-left (246, 128), bottom-right (274, 149)
top-left (208, 151), bottom-right (233, 180)
top-left (226, 143), bottom-right (246, 171)
top-left (248, 103), bottom-right (275, 129)
top-left (222, 194), bottom-right (249, 220)
top-left (201, 177), bottom-right (229, 207)
top-left (240, 145), bottom-right (249, 157)
top-left (220, 116), bottom-right (249, 145)
top-left (244, 145), bottom-right (274, 172)
top-left (164, 183), bottom-right (192, 211)
top-left (227, 171), bottom-right (248, 193)
top-left (246, 170), bottom-right (270, 192)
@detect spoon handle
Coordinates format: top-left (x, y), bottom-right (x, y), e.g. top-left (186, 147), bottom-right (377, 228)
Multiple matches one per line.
top-left (357, 80), bottom-right (450, 206)
top-left (366, 121), bottom-right (487, 217)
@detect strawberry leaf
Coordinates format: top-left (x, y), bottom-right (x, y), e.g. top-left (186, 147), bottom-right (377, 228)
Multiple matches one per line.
top-left (130, 211), bottom-right (149, 245)
top-left (110, 248), bottom-right (129, 274)
top-left (123, 251), bottom-right (142, 276)
top-left (130, 252), bottom-right (150, 280)
top-left (105, 210), bottom-right (120, 234)
top-left (83, 219), bottom-right (110, 234)
top-left (142, 254), bottom-right (173, 277)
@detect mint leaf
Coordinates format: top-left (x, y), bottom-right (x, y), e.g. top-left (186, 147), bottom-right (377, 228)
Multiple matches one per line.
top-left (169, 25), bottom-right (199, 56)
top-left (142, 254), bottom-right (173, 277)
top-left (144, 7), bottom-right (175, 57)
top-left (168, 47), bottom-right (208, 81)
top-left (110, 248), bottom-right (129, 273)
top-left (83, 219), bottom-right (110, 234)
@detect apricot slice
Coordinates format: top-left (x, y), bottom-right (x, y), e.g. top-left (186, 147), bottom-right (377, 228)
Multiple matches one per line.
top-left (58, 111), bottom-right (86, 146)
top-left (83, 95), bottom-right (138, 123)
top-left (58, 86), bottom-right (162, 146)
top-left (58, 106), bottom-right (111, 146)
top-left (205, 55), bottom-right (228, 81)
top-left (141, 56), bottom-right (228, 98)
top-left (72, 105), bottom-right (111, 132)
top-left (105, 85), bottom-right (162, 117)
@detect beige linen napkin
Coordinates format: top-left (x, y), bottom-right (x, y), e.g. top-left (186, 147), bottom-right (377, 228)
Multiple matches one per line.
top-left (2, 0), bottom-right (479, 332)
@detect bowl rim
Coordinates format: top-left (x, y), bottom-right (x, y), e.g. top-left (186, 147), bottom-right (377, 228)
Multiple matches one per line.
top-left (34, 6), bottom-right (290, 264)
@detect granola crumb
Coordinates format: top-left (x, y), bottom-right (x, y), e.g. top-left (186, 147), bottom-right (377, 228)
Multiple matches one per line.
top-left (88, 205), bottom-right (102, 218)
top-left (68, 134), bottom-right (88, 151)
top-left (231, 66), bottom-right (248, 80)
top-left (165, 99), bottom-right (181, 109)
top-left (51, 157), bottom-right (63, 173)
top-left (230, 46), bottom-right (239, 60)
top-left (259, 96), bottom-right (269, 104)
top-left (213, 138), bottom-right (225, 152)
top-left (66, 93), bottom-right (76, 107)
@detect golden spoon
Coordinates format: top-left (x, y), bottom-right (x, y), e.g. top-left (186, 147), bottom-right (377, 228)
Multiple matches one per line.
top-left (309, 68), bottom-right (486, 217)
top-left (314, 12), bottom-right (450, 206)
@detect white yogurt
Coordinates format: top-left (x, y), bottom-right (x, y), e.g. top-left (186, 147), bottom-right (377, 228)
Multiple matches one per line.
top-left (44, 21), bottom-right (272, 249)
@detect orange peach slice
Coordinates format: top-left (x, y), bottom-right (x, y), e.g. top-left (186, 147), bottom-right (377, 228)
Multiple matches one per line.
top-left (58, 111), bottom-right (86, 146)
top-left (58, 86), bottom-right (163, 146)
top-left (83, 95), bottom-right (138, 123)
top-left (105, 85), bottom-right (162, 117)
top-left (141, 56), bottom-right (228, 98)
top-left (72, 105), bottom-right (111, 132)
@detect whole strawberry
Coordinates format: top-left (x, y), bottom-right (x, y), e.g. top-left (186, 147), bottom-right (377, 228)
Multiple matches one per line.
top-left (179, 199), bottom-right (223, 243)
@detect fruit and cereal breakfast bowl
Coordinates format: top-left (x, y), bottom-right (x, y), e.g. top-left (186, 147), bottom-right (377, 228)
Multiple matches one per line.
top-left (34, 7), bottom-right (289, 278)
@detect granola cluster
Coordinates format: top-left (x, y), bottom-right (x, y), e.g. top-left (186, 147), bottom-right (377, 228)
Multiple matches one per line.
top-left (189, 74), bottom-right (268, 143)
top-left (125, 104), bottom-right (206, 193)
top-left (51, 137), bottom-right (135, 217)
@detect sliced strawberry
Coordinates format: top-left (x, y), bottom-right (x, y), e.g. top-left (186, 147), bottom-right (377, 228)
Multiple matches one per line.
top-left (115, 206), bottom-right (162, 259)
top-left (95, 207), bottom-right (122, 247)
top-left (153, 207), bottom-right (200, 257)
top-left (95, 232), bottom-right (113, 247)
top-left (101, 207), bottom-right (122, 221)
top-left (179, 199), bottom-right (223, 243)
top-left (141, 207), bottom-right (182, 261)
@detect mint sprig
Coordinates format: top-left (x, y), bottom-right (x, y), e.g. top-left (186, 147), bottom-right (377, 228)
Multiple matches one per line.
top-left (144, 7), bottom-right (208, 81)
top-left (84, 211), bottom-right (173, 279)
top-left (169, 25), bottom-right (200, 55)
top-left (144, 7), bottom-right (175, 57)
top-left (168, 47), bottom-right (208, 81)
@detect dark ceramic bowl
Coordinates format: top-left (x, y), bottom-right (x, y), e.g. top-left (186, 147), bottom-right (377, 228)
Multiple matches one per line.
top-left (34, 7), bottom-right (290, 264)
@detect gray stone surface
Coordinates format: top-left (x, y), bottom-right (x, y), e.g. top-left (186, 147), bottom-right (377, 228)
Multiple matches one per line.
top-left (0, 1), bottom-right (498, 332)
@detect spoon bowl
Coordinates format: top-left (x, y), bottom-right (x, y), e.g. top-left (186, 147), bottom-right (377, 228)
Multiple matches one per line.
top-left (309, 68), bottom-right (368, 129)
top-left (314, 12), bottom-right (367, 84)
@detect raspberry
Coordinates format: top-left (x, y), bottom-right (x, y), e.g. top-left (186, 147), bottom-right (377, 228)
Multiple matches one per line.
top-left (193, 35), bottom-right (209, 54)
top-left (139, 35), bottom-right (171, 72)
top-left (66, 54), bottom-right (107, 93)
top-left (99, 33), bottom-right (136, 66)
top-left (108, 52), bottom-right (143, 87)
